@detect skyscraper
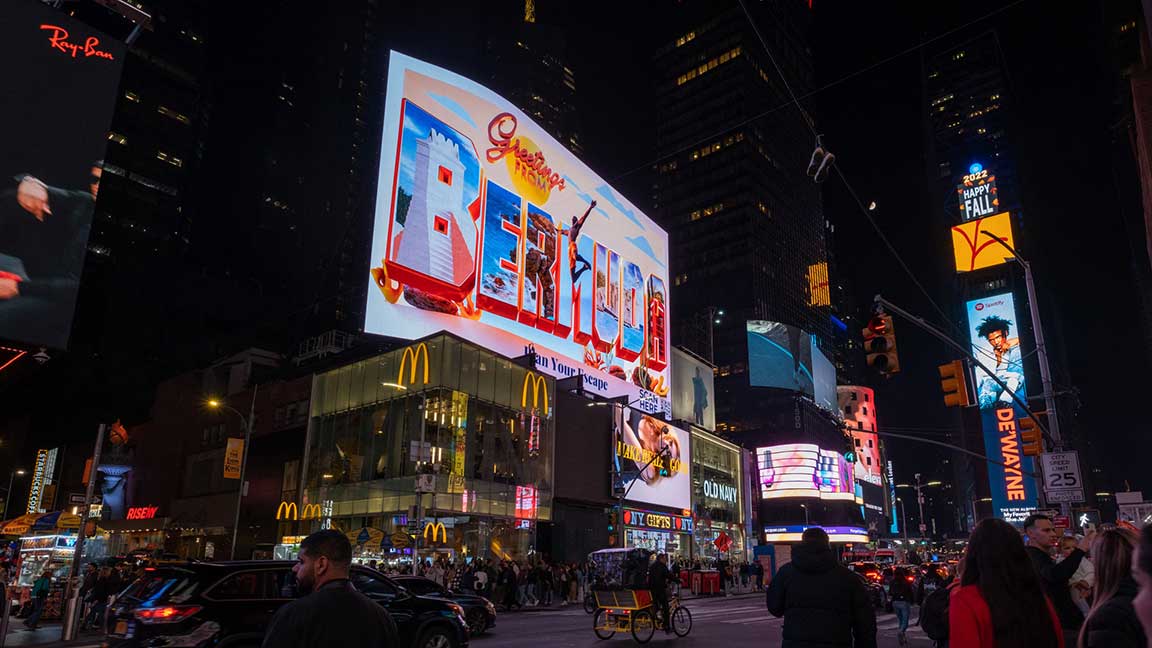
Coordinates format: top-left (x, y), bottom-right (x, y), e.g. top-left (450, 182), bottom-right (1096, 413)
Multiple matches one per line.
top-left (481, 1), bottom-right (582, 156)
top-left (652, 0), bottom-right (832, 433)
top-left (922, 30), bottom-right (1081, 525)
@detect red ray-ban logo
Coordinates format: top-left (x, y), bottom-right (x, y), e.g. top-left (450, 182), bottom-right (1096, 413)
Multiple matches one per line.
top-left (40, 24), bottom-right (115, 60)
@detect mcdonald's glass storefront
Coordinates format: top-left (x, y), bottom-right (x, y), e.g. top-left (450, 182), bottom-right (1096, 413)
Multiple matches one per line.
top-left (299, 333), bottom-right (554, 566)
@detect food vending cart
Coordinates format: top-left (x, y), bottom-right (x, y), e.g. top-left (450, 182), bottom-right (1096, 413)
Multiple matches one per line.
top-left (15, 534), bottom-right (77, 620)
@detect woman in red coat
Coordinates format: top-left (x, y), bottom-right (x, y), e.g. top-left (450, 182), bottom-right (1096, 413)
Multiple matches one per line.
top-left (950, 518), bottom-right (1064, 648)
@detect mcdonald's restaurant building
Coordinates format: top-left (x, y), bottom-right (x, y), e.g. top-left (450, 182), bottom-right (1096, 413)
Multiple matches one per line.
top-left (297, 333), bottom-right (555, 565)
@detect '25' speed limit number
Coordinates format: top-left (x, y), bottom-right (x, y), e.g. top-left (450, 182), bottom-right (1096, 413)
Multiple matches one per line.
top-left (1040, 452), bottom-right (1082, 493)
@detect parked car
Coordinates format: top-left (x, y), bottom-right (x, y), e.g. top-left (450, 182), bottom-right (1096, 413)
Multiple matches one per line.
top-left (391, 575), bottom-right (496, 636)
top-left (104, 561), bottom-right (469, 648)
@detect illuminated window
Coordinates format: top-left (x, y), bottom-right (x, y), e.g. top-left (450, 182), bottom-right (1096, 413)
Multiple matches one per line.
top-left (124, 91), bottom-right (141, 103)
top-left (107, 132), bottom-right (128, 146)
top-left (157, 105), bottom-right (191, 125)
top-left (155, 150), bottom-right (184, 168)
top-left (952, 51), bottom-right (966, 61)
top-left (676, 31), bottom-right (697, 47)
top-left (675, 46), bottom-right (741, 85)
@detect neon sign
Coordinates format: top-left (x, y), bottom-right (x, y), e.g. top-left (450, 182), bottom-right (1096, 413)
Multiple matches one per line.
top-left (126, 506), bottom-right (159, 520)
top-left (622, 508), bottom-right (693, 533)
top-left (996, 409), bottom-right (1027, 501)
top-left (40, 24), bottom-right (115, 60)
top-left (957, 164), bottom-right (998, 221)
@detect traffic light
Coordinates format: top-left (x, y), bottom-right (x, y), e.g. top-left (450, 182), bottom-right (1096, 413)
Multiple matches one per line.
top-left (938, 360), bottom-right (971, 408)
top-left (606, 506), bottom-right (619, 533)
top-left (862, 315), bottom-right (900, 374)
top-left (1019, 416), bottom-right (1042, 456)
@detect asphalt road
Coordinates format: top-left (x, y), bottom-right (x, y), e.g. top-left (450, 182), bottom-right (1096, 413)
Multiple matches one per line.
top-left (475, 595), bottom-right (934, 648)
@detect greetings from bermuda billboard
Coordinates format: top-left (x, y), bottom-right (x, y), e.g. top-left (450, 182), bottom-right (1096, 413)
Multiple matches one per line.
top-left (367, 52), bottom-right (671, 415)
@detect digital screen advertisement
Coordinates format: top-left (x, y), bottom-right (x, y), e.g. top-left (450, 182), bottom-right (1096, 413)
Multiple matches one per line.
top-left (613, 405), bottom-right (691, 511)
top-left (966, 293), bottom-right (1038, 522)
top-left (0, 1), bottom-right (125, 349)
top-left (366, 52), bottom-right (671, 415)
top-left (755, 443), bottom-right (854, 501)
top-left (957, 165), bottom-right (998, 221)
top-left (670, 347), bottom-right (715, 431)
top-left (762, 525), bottom-right (868, 544)
top-left (746, 321), bottom-right (836, 411)
top-left (951, 211), bottom-right (1015, 273)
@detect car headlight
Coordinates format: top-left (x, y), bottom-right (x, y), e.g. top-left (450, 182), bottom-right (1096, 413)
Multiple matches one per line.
top-left (448, 603), bottom-right (465, 617)
top-left (484, 600), bottom-right (496, 614)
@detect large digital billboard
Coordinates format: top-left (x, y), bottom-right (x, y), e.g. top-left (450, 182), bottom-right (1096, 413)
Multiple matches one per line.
top-left (966, 293), bottom-right (1038, 522)
top-left (746, 321), bottom-right (836, 411)
top-left (367, 52), bottom-right (671, 415)
top-left (951, 211), bottom-right (1015, 272)
top-left (0, 2), bottom-right (125, 349)
top-left (613, 406), bottom-right (691, 511)
top-left (670, 347), bottom-right (715, 431)
top-left (755, 443), bottom-right (854, 502)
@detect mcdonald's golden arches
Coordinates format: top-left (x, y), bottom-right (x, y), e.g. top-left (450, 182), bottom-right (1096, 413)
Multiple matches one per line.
top-left (423, 521), bottom-right (447, 544)
top-left (521, 372), bottom-right (549, 415)
top-left (276, 501), bottom-right (322, 521)
top-left (397, 343), bottom-right (430, 386)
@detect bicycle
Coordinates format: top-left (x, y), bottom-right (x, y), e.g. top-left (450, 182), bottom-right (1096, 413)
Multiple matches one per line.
top-left (591, 589), bottom-right (692, 643)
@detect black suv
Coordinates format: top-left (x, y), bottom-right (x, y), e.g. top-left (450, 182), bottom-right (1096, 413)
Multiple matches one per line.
top-left (105, 561), bottom-right (469, 648)
top-left (390, 575), bottom-right (495, 636)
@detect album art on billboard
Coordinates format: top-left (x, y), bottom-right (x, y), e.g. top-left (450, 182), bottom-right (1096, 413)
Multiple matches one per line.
top-left (670, 347), bottom-right (715, 431)
top-left (0, 1), bottom-right (125, 349)
top-left (755, 443), bottom-right (854, 502)
top-left (966, 292), bottom-right (1038, 521)
top-left (951, 211), bottom-right (1015, 273)
top-left (367, 51), bottom-right (671, 415)
top-left (613, 405), bottom-right (691, 511)
top-left (746, 321), bottom-right (837, 411)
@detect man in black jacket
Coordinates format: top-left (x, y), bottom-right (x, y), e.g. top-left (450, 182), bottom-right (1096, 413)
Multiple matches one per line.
top-left (766, 528), bottom-right (876, 648)
top-left (262, 530), bottom-right (398, 648)
top-left (649, 553), bottom-right (672, 633)
top-left (1024, 514), bottom-right (1090, 646)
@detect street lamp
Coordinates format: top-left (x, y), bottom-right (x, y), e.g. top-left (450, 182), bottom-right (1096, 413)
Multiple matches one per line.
top-left (896, 474), bottom-right (942, 539)
top-left (207, 396), bottom-right (255, 560)
top-left (799, 503), bottom-right (810, 527)
top-left (3, 469), bottom-right (27, 520)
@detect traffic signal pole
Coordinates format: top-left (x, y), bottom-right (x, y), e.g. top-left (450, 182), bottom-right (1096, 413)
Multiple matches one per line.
top-left (979, 232), bottom-right (1064, 452)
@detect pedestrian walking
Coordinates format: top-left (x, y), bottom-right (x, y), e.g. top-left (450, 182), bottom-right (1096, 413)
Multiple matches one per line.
top-left (949, 518), bottom-right (1062, 648)
top-left (23, 569), bottom-right (52, 630)
top-left (261, 529), bottom-right (398, 648)
top-left (889, 566), bottom-right (914, 646)
top-left (765, 527), bottom-right (877, 648)
top-left (1024, 514), bottom-right (1092, 645)
top-left (1078, 528), bottom-right (1147, 648)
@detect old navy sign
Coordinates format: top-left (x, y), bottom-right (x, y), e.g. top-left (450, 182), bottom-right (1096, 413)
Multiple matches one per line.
top-left (702, 479), bottom-right (737, 504)
top-left (623, 508), bottom-right (693, 533)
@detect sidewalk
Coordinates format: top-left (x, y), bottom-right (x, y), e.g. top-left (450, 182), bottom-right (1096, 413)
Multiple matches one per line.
top-left (0, 622), bottom-right (104, 647)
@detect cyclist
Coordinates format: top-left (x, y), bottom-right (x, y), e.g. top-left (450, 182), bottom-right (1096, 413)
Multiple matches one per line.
top-left (649, 553), bottom-right (672, 634)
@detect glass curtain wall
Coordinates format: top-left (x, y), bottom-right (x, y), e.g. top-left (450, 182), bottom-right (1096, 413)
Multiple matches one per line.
top-left (691, 430), bottom-right (745, 563)
top-left (303, 334), bottom-right (554, 563)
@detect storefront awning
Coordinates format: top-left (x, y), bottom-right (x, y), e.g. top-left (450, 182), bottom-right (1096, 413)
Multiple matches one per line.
top-left (98, 517), bottom-right (170, 534)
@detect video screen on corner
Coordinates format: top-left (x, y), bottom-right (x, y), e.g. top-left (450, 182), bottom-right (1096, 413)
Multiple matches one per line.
top-left (0, 1), bottom-right (125, 349)
top-left (746, 320), bottom-right (836, 411)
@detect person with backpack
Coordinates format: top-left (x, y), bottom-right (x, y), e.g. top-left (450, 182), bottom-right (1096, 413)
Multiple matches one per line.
top-left (917, 561), bottom-right (958, 647)
top-left (766, 527), bottom-right (877, 648)
top-left (949, 518), bottom-right (1064, 647)
top-left (889, 566), bottom-right (915, 646)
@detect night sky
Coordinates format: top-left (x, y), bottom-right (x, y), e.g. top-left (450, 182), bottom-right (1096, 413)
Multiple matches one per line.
top-left (553, 1), bottom-right (1152, 492)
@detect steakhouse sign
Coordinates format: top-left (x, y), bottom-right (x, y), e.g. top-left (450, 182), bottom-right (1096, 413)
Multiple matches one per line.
top-left (367, 52), bottom-right (671, 416)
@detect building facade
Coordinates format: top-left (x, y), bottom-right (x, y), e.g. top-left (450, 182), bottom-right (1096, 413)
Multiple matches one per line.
top-left (299, 334), bottom-right (554, 565)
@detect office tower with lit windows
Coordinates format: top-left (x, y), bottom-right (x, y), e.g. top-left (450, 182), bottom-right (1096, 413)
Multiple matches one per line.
top-left (652, 0), bottom-right (833, 434)
top-left (481, 1), bottom-right (582, 156)
top-left (923, 31), bottom-right (1081, 528)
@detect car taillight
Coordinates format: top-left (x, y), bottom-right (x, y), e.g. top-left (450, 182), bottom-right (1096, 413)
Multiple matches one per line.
top-left (906, 576), bottom-right (914, 582)
top-left (867, 572), bottom-right (881, 581)
top-left (134, 605), bottom-right (202, 624)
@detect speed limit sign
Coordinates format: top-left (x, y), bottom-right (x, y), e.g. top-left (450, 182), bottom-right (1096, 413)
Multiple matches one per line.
top-left (1040, 452), bottom-right (1083, 496)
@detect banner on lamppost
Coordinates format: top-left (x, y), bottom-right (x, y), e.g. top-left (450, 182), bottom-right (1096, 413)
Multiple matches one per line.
top-left (224, 438), bottom-right (244, 479)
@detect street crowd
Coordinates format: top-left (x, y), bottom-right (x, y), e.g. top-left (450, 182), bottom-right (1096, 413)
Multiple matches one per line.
top-left (766, 515), bottom-right (1152, 648)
